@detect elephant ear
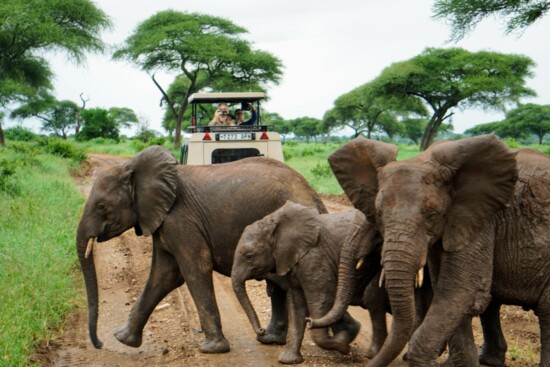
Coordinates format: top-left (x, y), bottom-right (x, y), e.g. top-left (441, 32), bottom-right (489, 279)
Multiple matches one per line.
top-left (271, 201), bottom-right (321, 276)
top-left (431, 134), bottom-right (518, 252)
top-left (124, 146), bottom-right (178, 236)
top-left (328, 136), bottom-right (398, 222)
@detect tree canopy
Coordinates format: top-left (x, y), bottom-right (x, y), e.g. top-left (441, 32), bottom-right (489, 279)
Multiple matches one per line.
top-left (372, 47), bottom-right (536, 150)
top-left (433, 0), bottom-right (549, 41)
top-left (327, 82), bottom-right (428, 139)
top-left (502, 103), bottom-right (550, 143)
top-left (0, 0), bottom-right (110, 145)
top-left (10, 92), bottom-right (80, 138)
top-left (77, 107), bottom-right (138, 141)
top-left (113, 10), bottom-right (283, 149)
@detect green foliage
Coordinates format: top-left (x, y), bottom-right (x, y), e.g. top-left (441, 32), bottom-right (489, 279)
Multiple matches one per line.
top-left (328, 82), bottom-right (428, 139)
top-left (4, 126), bottom-right (38, 141)
top-left (77, 108), bottom-right (120, 141)
top-left (373, 47), bottom-right (536, 149)
top-left (0, 0), bottom-right (111, 104)
top-left (0, 152), bottom-right (84, 366)
top-left (433, 0), bottom-right (550, 41)
top-left (310, 162), bottom-right (332, 178)
top-left (131, 137), bottom-right (168, 153)
top-left (504, 137), bottom-right (521, 148)
top-left (37, 139), bottom-right (87, 163)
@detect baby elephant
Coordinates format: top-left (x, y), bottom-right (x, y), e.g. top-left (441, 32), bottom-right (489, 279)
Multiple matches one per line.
top-left (231, 201), bottom-right (379, 364)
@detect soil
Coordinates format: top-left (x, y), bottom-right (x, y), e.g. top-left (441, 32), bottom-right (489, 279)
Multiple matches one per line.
top-left (30, 154), bottom-right (540, 367)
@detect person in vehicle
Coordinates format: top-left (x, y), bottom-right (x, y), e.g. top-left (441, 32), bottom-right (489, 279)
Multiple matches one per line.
top-left (235, 103), bottom-right (257, 126)
top-left (209, 102), bottom-right (234, 126)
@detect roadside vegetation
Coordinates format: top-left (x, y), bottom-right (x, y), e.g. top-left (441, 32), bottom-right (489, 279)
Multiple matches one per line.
top-left (0, 141), bottom-right (85, 366)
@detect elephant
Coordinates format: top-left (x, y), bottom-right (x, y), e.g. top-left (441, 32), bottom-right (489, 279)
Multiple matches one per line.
top-left (76, 145), bottom-right (327, 353)
top-left (231, 200), bottom-right (382, 364)
top-left (309, 134), bottom-right (550, 367)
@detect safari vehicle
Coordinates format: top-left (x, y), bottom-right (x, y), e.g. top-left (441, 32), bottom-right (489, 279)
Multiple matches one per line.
top-left (180, 92), bottom-right (284, 165)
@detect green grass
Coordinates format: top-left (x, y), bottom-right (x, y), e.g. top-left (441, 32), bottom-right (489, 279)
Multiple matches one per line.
top-left (0, 146), bottom-right (85, 367)
top-left (282, 142), bottom-right (421, 194)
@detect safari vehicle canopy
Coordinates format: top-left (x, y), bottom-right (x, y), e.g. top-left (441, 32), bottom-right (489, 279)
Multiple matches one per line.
top-left (180, 92), bottom-right (284, 165)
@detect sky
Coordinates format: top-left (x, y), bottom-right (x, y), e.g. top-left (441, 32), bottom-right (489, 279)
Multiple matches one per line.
top-left (12, 0), bottom-right (550, 135)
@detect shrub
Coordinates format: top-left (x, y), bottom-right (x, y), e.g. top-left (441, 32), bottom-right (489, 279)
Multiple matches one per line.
top-left (504, 137), bottom-right (520, 148)
top-left (41, 139), bottom-right (87, 163)
top-left (311, 162), bottom-right (332, 178)
top-left (0, 157), bottom-right (21, 195)
top-left (4, 126), bottom-right (38, 142)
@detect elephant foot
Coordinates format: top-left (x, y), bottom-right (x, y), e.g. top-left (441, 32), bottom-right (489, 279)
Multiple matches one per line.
top-left (366, 344), bottom-right (381, 359)
top-left (278, 349), bottom-right (304, 364)
top-left (114, 326), bottom-right (142, 348)
top-left (479, 350), bottom-right (505, 367)
top-left (257, 327), bottom-right (287, 345)
top-left (199, 338), bottom-right (230, 354)
top-left (315, 332), bottom-right (351, 355)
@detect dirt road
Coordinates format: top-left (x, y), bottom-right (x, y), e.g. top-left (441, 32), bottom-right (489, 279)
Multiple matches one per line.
top-left (31, 154), bottom-right (539, 367)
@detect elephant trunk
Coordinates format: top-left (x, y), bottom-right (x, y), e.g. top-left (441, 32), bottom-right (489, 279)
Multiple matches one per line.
top-left (231, 276), bottom-right (266, 337)
top-left (307, 241), bottom-right (358, 328)
top-left (308, 222), bottom-right (378, 328)
top-left (368, 247), bottom-right (418, 367)
top-left (76, 227), bottom-right (103, 349)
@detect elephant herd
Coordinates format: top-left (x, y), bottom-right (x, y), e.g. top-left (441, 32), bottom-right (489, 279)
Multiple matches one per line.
top-left (76, 134), bottom-right (550, 366)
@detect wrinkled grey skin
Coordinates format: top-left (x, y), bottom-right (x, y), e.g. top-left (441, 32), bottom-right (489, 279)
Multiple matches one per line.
top-left (76, 146), bottom-right (326, 354)
top-left (231, 201), bottom-right (379, 364)
top-left (313, 135), bottom-right (550, 367)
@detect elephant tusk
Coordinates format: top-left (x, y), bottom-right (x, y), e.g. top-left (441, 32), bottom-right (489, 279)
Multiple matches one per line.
top-left (356, 257), bottom-right (365, 270)
top-left (378, 268), bottom-right (385, 288)
top-left (85, 237), bottom-right (95, 259)
top-left (416, 267), bottom-right (424, 288)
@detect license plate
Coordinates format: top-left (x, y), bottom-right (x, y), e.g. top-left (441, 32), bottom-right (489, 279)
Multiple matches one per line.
top-left (217, 133), bottom-right (254, 141)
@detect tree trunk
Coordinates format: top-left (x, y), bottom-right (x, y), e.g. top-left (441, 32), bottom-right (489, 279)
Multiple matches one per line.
top-left (0, 122), bottom-right (5, 147)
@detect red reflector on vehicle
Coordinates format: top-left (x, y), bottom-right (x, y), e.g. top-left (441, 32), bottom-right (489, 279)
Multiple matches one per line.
top-left (203, 132), bottom-right (212, 141)
top-left (260, 131), bottom-right (269, 140)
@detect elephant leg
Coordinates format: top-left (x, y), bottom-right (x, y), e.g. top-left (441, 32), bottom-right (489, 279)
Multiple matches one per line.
top-left (278, 289), bottom-right (306, 364)
top-left (407, 243), bottom-right (492, 366)
top-left (324, 312), bottom-right (361, 355)
top-left (258, 279), bottom-right (288, 345)
top-left (538, 292), bottom-right (550, 367)
top-left (115, 243), bottom-right (183, 347)
top-left (362, 275), bottom-right (388, 358)
top-left (479, 300), bottom-right (507, 366)
top-left (177, 244), bottom-right (230, 354)
top-left (447, 316), bottom-right (480, 367)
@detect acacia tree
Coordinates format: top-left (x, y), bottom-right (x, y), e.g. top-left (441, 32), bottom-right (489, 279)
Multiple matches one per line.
top-left (113, 10), bottom-right (283, 149)
top-left (433, 0), bottom-right (549, 41)
top-left (373, 47), bottom-right (536, 150)
top-left (503, 103), bottom-right (550, 144)
top-left (10, 92), bottom-right (80, 138)
top-left (328, 82), bottom-right (428, 138)
top-left (0, 0), bottom-right (111, 146)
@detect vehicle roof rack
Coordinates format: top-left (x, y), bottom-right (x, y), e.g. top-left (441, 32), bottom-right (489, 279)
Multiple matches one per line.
top-left (188, 92), bottom-right (265, 104)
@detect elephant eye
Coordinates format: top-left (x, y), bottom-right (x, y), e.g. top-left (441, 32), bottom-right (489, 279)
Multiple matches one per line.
top-left (97, 202), bottom-right (108, 214)
top-left (244, 252), bottom-right (254, 261)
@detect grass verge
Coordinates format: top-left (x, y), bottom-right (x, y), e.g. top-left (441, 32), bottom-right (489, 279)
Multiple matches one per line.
top-left (0, 147), bottom-right (85, 367)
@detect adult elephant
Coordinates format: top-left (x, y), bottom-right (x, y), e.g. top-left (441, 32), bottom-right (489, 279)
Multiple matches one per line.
top-left (310, 135), bottom-right (550, 367)
top-left (76, 146), bottom-right (326, 353)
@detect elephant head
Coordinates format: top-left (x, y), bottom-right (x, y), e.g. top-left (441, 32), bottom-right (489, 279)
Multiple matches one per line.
top-left (231, 201), bottom-right (321, 337)
top-left (316, 134), bottom-right (518, 367)
top-left (76, 146), bottom-right (178, 348)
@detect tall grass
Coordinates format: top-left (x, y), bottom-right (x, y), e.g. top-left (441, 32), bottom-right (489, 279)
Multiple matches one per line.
top-left (0, 147), bottom-right (85, 367)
